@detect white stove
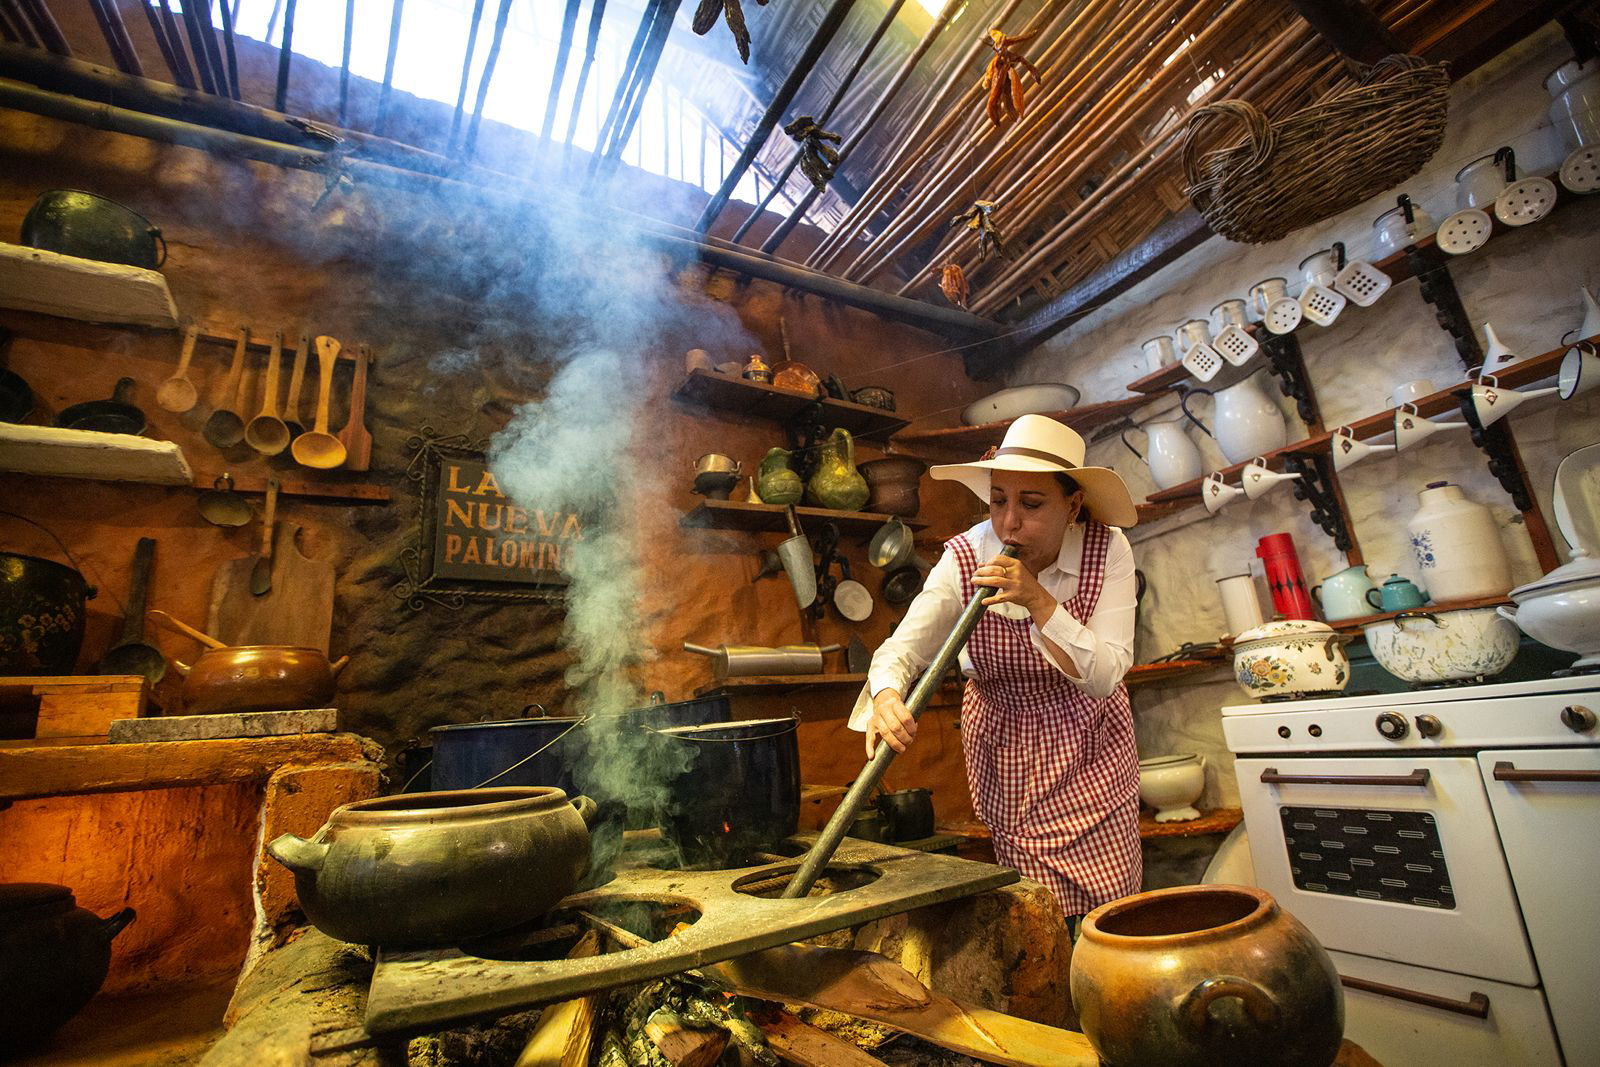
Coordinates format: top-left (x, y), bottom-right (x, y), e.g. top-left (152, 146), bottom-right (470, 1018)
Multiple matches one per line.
top-left (1222, 675), bottom-right (1600, 1067)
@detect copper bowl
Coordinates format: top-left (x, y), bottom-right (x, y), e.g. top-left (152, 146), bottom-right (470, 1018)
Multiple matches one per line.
top-left (174, 645), bottom-right (347, 714)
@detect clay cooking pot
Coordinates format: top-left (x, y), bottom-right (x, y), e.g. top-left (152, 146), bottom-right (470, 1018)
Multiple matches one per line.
top-left (268, 787), bottom-right (598, 946)
top-left (174, 644), bottom-right (347, 714)
top-left (859, 456), bottom-right (929, 517)
top-left (0, 883), bottom-right (135, 1049)
top-left (1070, 884), bottom-right (1343, 1067)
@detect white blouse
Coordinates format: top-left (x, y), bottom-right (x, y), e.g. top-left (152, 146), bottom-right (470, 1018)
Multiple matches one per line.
top-left (848, 519), bottom-right (1138, 732)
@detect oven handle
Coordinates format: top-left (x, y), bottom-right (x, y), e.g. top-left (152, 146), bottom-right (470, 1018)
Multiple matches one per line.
top-left (1339, 975), bottom-right (1490, 1019)
top-left (1492, 761), bottom-right (1600, 783)
top-left (1259, 768), bottom-right (1430, 787)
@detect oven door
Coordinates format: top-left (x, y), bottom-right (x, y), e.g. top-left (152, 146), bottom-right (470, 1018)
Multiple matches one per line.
top-left (1479, 747), bottom-right (1600, 1067)
top-left (1235, 756), bottom-right (1537, 984)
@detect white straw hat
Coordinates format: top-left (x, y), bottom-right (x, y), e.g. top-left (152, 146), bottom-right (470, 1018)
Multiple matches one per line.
top-left (930, 414), bottom-right (1139, 527)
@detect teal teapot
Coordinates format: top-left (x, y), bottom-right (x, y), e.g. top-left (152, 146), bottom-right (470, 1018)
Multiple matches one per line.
top-left (1367, 574), bottom-right (1429, 613)
top-left (1311, 564), bottom-right (1377, 621)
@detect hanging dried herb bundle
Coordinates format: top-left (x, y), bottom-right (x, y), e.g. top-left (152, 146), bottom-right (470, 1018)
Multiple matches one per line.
top-left (783, 115), bottom-right (843, 192)
top-left (980, 27), bottom-right (1042, 128)
top-left (950, 199), bottom-right (1005, 261)
top-left (692, 0), bottom-right (768, 63)
top-left (932, 262), bottom-right (970, 308)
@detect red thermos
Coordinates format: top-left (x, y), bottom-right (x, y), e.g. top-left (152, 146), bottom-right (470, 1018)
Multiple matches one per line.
top-left (1256, 532), bottom-right (1315, 620)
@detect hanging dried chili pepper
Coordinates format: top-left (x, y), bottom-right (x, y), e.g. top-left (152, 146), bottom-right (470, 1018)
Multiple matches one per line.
top-left (783, 115), bottom-right (843, 192)
top-left (979, 27), bottom-right (1042, 128)
top-left (950, 199), bottom-right (1005, 262)
top-left (932, 262), bottom-right (970, 309)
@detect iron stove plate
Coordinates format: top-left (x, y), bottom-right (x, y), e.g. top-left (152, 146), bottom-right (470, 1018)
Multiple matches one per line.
top-left (364, 834), bottom-right (1018, 1036)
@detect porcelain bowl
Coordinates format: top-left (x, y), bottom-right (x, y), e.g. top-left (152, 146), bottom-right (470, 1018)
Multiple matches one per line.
top-left (1502, 568), bottom-right (1600, 669)
top-left (1363, 606), bottom-right (1519, 684)
top-left (1232, 619), bottom-right (1352, 700)
top-left (1138, 754), bottom-right (1206, 822)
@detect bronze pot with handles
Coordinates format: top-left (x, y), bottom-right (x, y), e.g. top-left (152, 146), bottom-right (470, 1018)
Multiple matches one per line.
top-left (173, 644), bottom-right (348, 714)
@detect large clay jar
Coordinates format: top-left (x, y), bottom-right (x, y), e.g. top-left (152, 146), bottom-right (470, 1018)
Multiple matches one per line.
top-left (1406, 481), bottom-right (1513, 601)
top-left (756, 447), bottom-right (803, 505)
top-left (268, 787), bottom-right (597, 947)
top-left (806, 428), bottom-right (870, 511)
top-left (859, 456), bottom-right (929, 517)
top-left (0, 883), bottom-right (135, 1050)
top-left (1071, 884), bottom-right (1343, 1067)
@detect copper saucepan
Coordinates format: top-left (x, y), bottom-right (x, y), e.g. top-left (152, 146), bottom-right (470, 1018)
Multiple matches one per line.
top-left (149, 610), bottom-right (348, 714)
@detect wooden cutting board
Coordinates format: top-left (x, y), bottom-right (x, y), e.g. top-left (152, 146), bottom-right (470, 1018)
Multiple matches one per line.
top-left (208, 524), bottom-right (335, 654)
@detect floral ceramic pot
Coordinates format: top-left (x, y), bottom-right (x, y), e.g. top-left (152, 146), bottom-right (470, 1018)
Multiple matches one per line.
top-left (1232, 619), bottom-right (1352, 700)
top-left (1363, 607), bottom-right (1519, 684)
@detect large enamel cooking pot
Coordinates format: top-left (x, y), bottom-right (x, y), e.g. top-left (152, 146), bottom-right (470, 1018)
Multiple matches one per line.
top-left (1, 513), bottom-right (97, 675)
top-left (267, 787), bottom-right (597, 947)
top-left (655, 716), bottom-right (800, 868)
top-left (21, 190), bottom-right (167, 269)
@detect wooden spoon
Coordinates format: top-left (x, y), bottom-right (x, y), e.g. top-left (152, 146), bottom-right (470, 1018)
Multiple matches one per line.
top-left (336, 343), bottom-right (373, 472)
top-left (244, 331), bottom-right (291, 455)
top-left (146, 609), bottom-right (227, 649)
top-left (290, 336), bottom-right (348, 469)
top-left (202, 326), bottom-right (251, 448)
top-left (156, 324), bottom-right (200, 413)
top-left (249, 476), bottom-right (279, 596)
top-left (282, 333), bottom-right (310, 438)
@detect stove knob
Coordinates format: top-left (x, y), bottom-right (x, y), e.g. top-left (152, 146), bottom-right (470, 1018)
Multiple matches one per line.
top-left (1414, 714), bottom-right (1443, 739)
top-left (1375, 712), bottom-right (1409, 741)
top-left (1277, 725), bottom-right (1292, 739)
top-left (1561, 705), bottom-right (1597, 733)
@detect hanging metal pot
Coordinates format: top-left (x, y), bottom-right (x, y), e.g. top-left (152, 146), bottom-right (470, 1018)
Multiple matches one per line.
top-left (21, 190), bottom-right (167, 269)
top-left (0, 512), bottom-right (96, 675)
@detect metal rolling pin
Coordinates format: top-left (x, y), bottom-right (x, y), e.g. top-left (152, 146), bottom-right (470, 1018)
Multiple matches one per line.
top-left (782, 545), bottom-right (1019, 898)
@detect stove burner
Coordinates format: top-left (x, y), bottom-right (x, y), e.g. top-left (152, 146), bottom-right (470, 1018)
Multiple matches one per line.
top-left (1258, 690), bottom-right (1345, 703)
top-left (1408, 675), bottom-right (1494, 691)
top-left (1553, 664), bottom-right (1600, 677)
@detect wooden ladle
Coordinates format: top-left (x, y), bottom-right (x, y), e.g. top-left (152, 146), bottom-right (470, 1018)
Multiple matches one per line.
top-left (244, 330), bottom-right (291, 455)
top-left (202, 326), bottom-right (251, 448)
top-left (290, 336), bottom-right (348, 470)
top-left (146, 609), bottom-right (226, 649)
top-left (155, 324), bottom-right (200, 413)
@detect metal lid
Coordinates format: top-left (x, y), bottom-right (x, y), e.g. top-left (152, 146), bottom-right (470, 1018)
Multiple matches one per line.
top-left (0, 883), bottom-right (73, 915)
top-left (1510, 554), bottom-right (1600, 599)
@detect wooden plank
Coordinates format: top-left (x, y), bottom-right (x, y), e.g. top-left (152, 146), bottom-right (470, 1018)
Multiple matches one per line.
top-left (672, 370), bottom-right (909, 441)
top-left (0, 731), bottom-right (374, 800)
top-left (1325, 594), bottom-right (1511, 633)
top-left (712, 944), bottom-right (1098, 1067)
top-left (108, 707), bottom-right (337, 743)
top-left (693, 673), bottom-right (868, 697)
top-left (760, 1011), bottom-right (887, 1067)
top-left (1124, 659), bottom-right (1219, 688)
top-left (0, 675), bottom-right (148, 740)
top-left (1138, 806), bottom-right (1243, 840)
top-left (0, 241), bottom-right (178, 328)
top-left (681, 500), bottom-right (927, 536)
top-left (894, 393), bottom-right (1155, 454)
top-left (0, 423), bottom-right (193, 485)
top-left (645, 1015), bottom-right (727, 1067)
top-left (190, 470), bottom-right (391, 503)
top-left (513, 931), bottom-right (603, 1067)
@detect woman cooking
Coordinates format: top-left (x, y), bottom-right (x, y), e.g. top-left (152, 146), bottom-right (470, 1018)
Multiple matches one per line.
top-left (851, 414), bottom-right (1141, 930)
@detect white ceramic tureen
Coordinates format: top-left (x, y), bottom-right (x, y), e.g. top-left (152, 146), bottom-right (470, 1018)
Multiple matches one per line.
top-left (1137, 754), bottom-right (1207, 822)
top-left (1501, 556), bottom-right (1600, 670)
top-left (1232, 619), bottom-right (1352, 700)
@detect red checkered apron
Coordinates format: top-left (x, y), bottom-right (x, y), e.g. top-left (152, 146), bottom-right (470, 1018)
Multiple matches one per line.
top-left (951, 522), bottom-right (1142, 916)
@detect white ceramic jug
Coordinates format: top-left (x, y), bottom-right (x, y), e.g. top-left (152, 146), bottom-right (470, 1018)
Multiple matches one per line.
top-left (1183, 371), bottom-right (1288, 465)
top-left (1122, 414), bottom-right (1208, 490)
top-left (1407, 481), bottom-right (1513, 600)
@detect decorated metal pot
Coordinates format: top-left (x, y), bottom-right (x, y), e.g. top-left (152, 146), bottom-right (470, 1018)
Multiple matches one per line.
top-left (1363, 607), bottom-right (1520, 684)
top-left (1232, 618), bottom-right (1352, 699)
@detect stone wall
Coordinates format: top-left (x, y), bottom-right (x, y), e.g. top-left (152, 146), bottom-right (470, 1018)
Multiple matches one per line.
top-left (1005, 26), bottom-right (1600, 810)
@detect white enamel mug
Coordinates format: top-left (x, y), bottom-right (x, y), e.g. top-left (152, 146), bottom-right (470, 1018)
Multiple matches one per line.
top-left (1210, 299), bottom-right (1250, 334)
top-left (1371, 197), bottom-right (1436, 257)
top-left (1390, 378), bottom-right (1436, 408)
top-left (1457, 150), bottom-right (1511, 209)
top-left (1298, 248), bottom-right (1341, 289)
top-left (1558, 341), bottom-right (1600, 400)
top-left (1241, 457), bottom-right (1303, 499)
top-left (1141, 335), bottom-right (1179, 374)
top-left (1176, 319), bottom-right (1212, 353)
top-left (1249, 278), bottom-right (1290, 320)
top-left (1394, 403), bottom-right (1469, 451)
top-left (1216, 573), bottom-right (1264, 636)
top-left (1331, 427), bottom-right (1395, 472)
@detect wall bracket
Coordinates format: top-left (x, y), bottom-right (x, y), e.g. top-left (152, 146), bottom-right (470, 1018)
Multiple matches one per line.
top-left (1285, 451), bottom-right (1352, 552)
top-left (1406, 246), bottom-right (1482, 370)
top-left (1455, 390), bottom-right (1535, 511)
top-left (1260, 331), bottom-right (1320, 428)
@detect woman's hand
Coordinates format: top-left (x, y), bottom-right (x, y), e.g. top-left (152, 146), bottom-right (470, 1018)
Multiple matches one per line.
top-left (866, 688), bottom-right (916, 757)
top-left (972, 552), bottom-right (1054, 622)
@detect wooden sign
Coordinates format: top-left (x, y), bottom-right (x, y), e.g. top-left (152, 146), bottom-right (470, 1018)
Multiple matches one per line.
top-left (397, 434), bottom-right (573, 609)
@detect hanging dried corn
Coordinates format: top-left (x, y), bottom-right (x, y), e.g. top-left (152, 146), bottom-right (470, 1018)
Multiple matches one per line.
top-left (783, 116), bottom-right (843, 191)
top-left (980, 26), bottom-right (1042, 127)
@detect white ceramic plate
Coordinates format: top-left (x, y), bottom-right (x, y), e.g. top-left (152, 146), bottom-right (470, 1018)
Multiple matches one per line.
top-left (1553, 442), bottom-right (1600, 559)
top-left (1560, 147), bottom-right (1600, 194)
top-left (960, 383), bottom-right (1081, 426)
top-left (1436, 209), bottom-right (1492, 254)
top-left (1494, 177), bottom-right (1558, 226)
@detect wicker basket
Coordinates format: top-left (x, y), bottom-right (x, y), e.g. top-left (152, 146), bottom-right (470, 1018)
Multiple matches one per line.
top-left (1182, 55), bottom-right (1450, 245)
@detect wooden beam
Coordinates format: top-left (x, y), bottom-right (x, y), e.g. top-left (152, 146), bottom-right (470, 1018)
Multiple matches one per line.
top-left (759, 1011), bottom-right (887, 1067)
top-left (1285, 0), bottom-right (1404, 64)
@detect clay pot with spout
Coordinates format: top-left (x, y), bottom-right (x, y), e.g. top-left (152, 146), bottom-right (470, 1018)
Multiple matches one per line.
top-left (1071, 884), bottom-right (1343, 1067)
top-left (174, 645), bottom-right (348, 714)
top-left (806, 428), bottom-right (870, 511)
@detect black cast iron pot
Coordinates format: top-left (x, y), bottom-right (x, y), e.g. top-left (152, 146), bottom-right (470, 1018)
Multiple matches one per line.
top-left (655, 716), bottom-right (800, 868)
top-left (0, 883), bottom-right (135, 1050)
top-left (21, 190), bottom-right (167, 269)
top-left (877, 787), bottom-right (935, 842)
top-left (0, 551), bottom-right (95, 676)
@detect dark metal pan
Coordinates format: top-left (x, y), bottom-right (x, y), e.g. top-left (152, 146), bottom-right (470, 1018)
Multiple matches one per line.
top-left (56, 378), bottom-right (146, 435)
top-left (0, 369), bottom-right (31, 423)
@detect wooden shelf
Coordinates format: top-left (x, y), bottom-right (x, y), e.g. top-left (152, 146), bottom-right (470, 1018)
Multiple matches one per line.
top-left (682, 498), bottom-right (928, 536)
top-left (1326, 594), bottom-right (1512, 634)
top-left (1138, 806), bottom-right (1242, 839)
top-left (189, 469), bottom-right (391, 503)
top-left (1125, 659), bottom-right (1224, 687)
top-left (0, 422), bottom-right (193, 485)
top-left (0, 241), bottom-right (178, 329)
top-left (1128, 361), bottom-right (1189, 395)
top-left (672, 369), bottom-right (908, 440)
top-left (893, 393), bottom-right (1155, 456)
top-left (1140, 340), bottom-right (1578, 508)
top-left (694, 673), bottom-right (867, 697)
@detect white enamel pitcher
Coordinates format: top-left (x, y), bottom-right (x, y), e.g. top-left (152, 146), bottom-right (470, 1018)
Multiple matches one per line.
top-left (1181, 370), bottom-right (1288, 465)
top-left (1121, 408), bottom-right (1211, 490)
